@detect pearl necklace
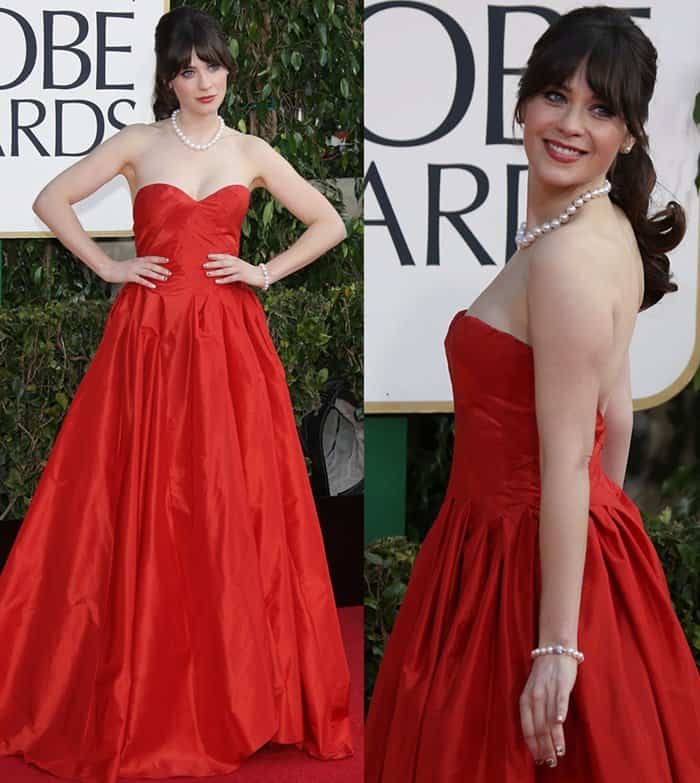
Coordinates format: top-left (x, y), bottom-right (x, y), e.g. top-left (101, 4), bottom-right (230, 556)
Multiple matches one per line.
top-left (170, 108), bottom-right (224, 151)
top-left (515, 179), bottom-right (611, 249)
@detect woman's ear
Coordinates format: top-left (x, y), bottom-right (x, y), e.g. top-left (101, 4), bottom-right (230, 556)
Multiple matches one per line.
top-left (517, 100), bottom-right (528, 126)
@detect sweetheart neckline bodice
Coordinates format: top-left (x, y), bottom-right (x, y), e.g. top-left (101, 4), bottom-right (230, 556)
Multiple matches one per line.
top-left (132, 181), bottom-right (251, 212)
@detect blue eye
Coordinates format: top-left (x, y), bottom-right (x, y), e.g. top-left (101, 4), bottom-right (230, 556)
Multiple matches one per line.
top-left (592, 104), bottom-right (614, 118)
top-left (543, 90), bottom-right (565, 103)
top-left (180, 63), bottom-right (220, 77)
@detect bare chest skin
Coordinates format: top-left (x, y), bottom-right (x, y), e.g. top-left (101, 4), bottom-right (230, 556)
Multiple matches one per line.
top-left (466, 252), bottom-right (531, 344)
top-left (121, 123), bottom-right (262, 203)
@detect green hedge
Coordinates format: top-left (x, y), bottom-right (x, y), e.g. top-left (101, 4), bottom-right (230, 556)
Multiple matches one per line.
top-left (0, 281), bottom-right (360, 521)
top-left (365, 510), bottom-right (700, 709)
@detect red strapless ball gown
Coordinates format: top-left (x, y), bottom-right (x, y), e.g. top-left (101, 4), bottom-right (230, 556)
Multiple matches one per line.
top-left (0, 182), bottom-right (352, 782)
top-left (365, 309), bottom-right (700, 783)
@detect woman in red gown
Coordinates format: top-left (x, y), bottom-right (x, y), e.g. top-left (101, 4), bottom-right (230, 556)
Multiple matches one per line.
top-left (365, 7), bottom-right (700, 782)
top-left (0, 7), bottom-right (352, 782)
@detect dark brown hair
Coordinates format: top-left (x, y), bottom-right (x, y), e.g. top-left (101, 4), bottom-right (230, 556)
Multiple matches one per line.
top-left (514, 6), bottom-right (684, 311)
top-left (153, 6), bottom-right (235, 121)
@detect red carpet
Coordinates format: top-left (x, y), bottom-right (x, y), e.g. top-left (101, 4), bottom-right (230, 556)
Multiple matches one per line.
top-left (0, 606), bottom-right (363, 783)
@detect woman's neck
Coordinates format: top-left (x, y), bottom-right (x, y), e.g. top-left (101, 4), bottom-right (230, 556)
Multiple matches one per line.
top-left (174, 108), bottom-right (220, 140)
top-left (525, 173), bottom-right (609, 229)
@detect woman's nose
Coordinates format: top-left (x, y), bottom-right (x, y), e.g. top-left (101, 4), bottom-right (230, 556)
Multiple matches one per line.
top-left (556, 104), bottom-right (586, 135)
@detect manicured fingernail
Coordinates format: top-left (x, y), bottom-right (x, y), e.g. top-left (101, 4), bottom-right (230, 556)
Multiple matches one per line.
top-left (546, 758), bottom-right (556, 767)
top-left (557, 714), bottom-right (564, 722)
top-left (555, 746), bottom-right (565, 756)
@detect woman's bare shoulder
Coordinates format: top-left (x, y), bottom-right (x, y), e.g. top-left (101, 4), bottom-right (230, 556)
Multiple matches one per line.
top-left (117, 120), bottom-right (169, 151)
top-left (527, 224), bottom-right (618, 285)
top-left (220, 126), bottom-right (264, 147)
top-left (124, 119), bottom-right (171, 138)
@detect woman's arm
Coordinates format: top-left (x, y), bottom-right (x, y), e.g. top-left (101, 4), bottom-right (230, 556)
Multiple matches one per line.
top-left (246, 135), bottom-right (347, 284)
top-left (32, 124), bottom-right (148, 280)
top-left (600, 351), bottom-right (633, 489)
top-left (527, 234), bottom-right (615, 649)
top-left (519, 232), bottom-right (624, 767)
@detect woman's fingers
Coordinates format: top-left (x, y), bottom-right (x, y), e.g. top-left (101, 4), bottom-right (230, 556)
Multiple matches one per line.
top-left (121, 256), bottom-right (170, 288)
top-left (548, 683), bottom-right (566, 760)
top-left (143, 256), bottom-right (170, 277)
top-left (206, 262), bottom-right (239, 277)
top-left (141, 266), bottom-right (169, 280)
top-left (533, 687), bottom-right (557, 766)
top-left (518, 696), bottom-right (539, 762)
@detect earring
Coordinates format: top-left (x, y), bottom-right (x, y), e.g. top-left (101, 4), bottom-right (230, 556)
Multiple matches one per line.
top-left (621, 141), bottom-right (634, 154)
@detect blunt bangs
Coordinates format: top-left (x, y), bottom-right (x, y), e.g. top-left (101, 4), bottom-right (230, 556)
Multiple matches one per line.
top-left (516, 14), bottom-right (654, 144)
top-left (163, 18), bottom-right (232, 81)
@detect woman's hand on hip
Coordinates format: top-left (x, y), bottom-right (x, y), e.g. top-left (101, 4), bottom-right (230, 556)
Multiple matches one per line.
top-left (100, 256), bottom-right (171, 288)
top-left (203, 253), bottom-right (266, 288)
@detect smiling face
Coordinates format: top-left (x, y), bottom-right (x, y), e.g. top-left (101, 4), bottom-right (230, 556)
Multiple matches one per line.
top-left (169, 49), bottom-right (229, 115)
top-left (520, 63), bottom-right (632, 194)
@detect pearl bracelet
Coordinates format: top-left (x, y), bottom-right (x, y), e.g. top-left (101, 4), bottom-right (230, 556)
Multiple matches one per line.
top-left (531, 644), bottom-right (584, 664)
top-left (259, 262), bottom-right (270, 292)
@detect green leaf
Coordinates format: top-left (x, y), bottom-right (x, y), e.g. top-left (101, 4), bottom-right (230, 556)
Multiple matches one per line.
top-left (262, 199), bottom-right (275, 226)
top-left (228, 38), bottom-right (239, 60)
top-left (340, 77), bottom-right (349, 99)
top-left (290, 51), bottom-right (302, 71)
top-left (694, 92), bottom-right (700, 125)
top-left (237, 118), bottom-right (247, 133)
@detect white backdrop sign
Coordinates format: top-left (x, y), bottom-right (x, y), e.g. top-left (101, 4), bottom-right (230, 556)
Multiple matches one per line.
top-left (1, 0), bottom-right (168, 237)
top-left (364, 0), bottom-right (700, 412)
